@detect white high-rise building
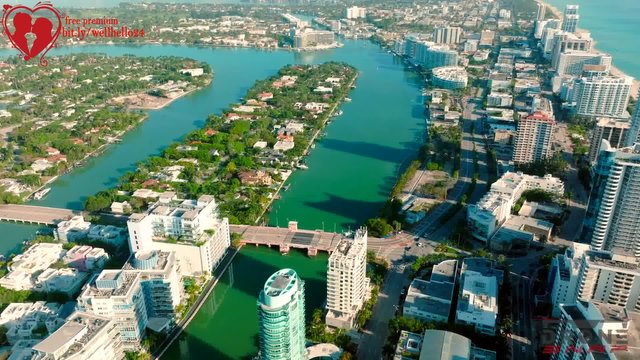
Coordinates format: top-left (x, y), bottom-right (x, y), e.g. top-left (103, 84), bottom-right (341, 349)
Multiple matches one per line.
top-left (536, 2), bottom-right (546, 21)
top-left (325, 227), bottom-right (370, 329)
top-left (561, 4), bottom-right (580, 33)
top-left (541, 22), bottom-right (562, 59)
top-left (588, 118), bottom-right (630, 163)
top-left (127, 195), bottom-right (230, 276)
top-left (513, 111), bottom-right (556, 164)
top-left (551, 301), bottom-right (627, 360)
top-left (551, 31), bottom-right (593, 71)
top-left (625, 94), bottom-right (640, 147)
top-left (32, 312), bottom-right (124, 360)
top-left (432, 26), bottom-right (462, 44)
top-left (346, 6), bottom-right (366, 19)
top-left (576, 250), bottom-right (640, 312)
top-left (257, 269), bottom-right (306, 360)
top-left (589, 142), bottom-right (640, 257)
top-left (77, 270), bottom-right (148, 349)
top-left (122, 251), bottom-right (183, 329)
top-left (549, 243), bottom-right (590, 317)
top-left (555, 51), bottom-right (611, 77)
top-left (570, 75), bottom-right (632, 117)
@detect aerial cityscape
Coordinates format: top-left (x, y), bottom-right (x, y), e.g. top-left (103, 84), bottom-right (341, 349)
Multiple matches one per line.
top-left (0, 0), bottom-right (638, 359)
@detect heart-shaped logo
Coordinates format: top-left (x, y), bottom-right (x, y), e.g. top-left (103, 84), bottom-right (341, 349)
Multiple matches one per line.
top-left (2, 2), bottom-right (61, 66)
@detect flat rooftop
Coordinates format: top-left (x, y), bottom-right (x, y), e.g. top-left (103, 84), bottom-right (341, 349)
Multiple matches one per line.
top-left (33, 312), bottom-right (111, 357)
top-left (431, 260), bottom-right (457, 283)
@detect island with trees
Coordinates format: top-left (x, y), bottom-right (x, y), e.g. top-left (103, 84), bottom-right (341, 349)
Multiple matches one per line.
top-left (83, 62), bottom-right (357, 225)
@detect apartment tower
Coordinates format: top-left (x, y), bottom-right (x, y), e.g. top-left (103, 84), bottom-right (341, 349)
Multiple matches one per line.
top-left (325, 227), bottom-right (370, 329)
top-left (513, 111), bottom-right (556, 164)
top-left (257, 269), bottom-right (306, 360)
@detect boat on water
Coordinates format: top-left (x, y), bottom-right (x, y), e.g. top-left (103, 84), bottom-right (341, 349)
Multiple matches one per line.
top-left (345, 97), bottom-right (352, 102)
top-left (296, 164), bottom-right (309, 170)
top-left (283, 184), bottom-right (291, 191)
top-left (332, 110), bottom-right (343, 117)
top-left (33, 188), bottom-right (51, 200)
top-left (311, 144), bottom-right (316, 149)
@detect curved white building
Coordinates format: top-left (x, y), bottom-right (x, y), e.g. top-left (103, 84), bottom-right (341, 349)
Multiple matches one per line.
top-left (431, 66), bottom-right (468, 90)
top-left (258, 268), bottom-right (306, 360)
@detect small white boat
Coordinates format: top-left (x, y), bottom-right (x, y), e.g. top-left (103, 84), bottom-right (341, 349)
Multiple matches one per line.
top-left (345, 97), bottom-right (352, 102)
top-left (297, 164), bottom-right (309, 170)
top-left (33, 188), bottom-right (51, 200)
top-left (332, 110), bottom-right (343, 117)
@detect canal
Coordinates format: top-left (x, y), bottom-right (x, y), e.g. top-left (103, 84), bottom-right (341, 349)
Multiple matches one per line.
top-left (0, 39), bottom-right (424, 357)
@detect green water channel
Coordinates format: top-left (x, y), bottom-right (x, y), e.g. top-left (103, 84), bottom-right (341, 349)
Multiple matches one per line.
top-left (0, 40), bottom-right (424, 357)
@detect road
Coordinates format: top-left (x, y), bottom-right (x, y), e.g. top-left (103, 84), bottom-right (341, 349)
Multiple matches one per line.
top-left (356, 90), bottom-right (490, 360)
top-left (511, 272), bottom-right (534, 360)
top-left (554, 126), bottom-right (588, 243)
top-left (357, 264), bottom-right (414, 360)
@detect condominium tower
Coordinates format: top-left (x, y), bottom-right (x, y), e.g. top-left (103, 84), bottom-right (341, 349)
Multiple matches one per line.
top-left (513, 111), bottom-right (556, 164)
top-left (626, 96), bottom-right (640, 147)
top-left (561, 4), bottom-right (579, 33)
top-left (432, 26), bottom-right (462, 44)
top-left (325, 227), bottom-right (370, 329)
top-left (588, 118), bottom-right (630, 164)
top-left (576, 249), bottom-right (640, 312)
top-left (346, 6), bottom-right (366, 19)
top-left (570, 75), bottom-right (632, 117)
top-left (257, 269), bottom-right (306, 360)
top-left (127, 195), bottom-right (230, 276)
top-left (589, 142), bottom-right (640, 257)
top-left (551, 301), bottom-right (626, 360)
top-left (77, 271), bottom-right (148, 349)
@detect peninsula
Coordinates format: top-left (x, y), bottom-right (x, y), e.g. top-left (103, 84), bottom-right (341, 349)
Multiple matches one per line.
top-left (0, 54), bottom-right (212, 203)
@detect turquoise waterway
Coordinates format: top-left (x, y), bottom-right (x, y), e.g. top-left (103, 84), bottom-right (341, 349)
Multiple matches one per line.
top-left (0, 40), bottom-right (424, 357)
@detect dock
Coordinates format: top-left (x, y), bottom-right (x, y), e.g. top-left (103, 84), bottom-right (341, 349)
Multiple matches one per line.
top-left (0, 205), bottom-right (80, 225)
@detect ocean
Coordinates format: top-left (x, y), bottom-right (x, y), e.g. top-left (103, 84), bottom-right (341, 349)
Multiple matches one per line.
top-left (545, 0), bottom-right (640, 80)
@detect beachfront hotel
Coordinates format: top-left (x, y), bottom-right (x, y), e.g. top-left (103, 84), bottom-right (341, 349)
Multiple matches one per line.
top-left (569, 75), bottom-right (632, 118)
top-left (325, 227), bottom-right (370, 329)
top-left (127, 195), bottom-right (230, 276)
top-left (257, 269), bottom-right (307, 360)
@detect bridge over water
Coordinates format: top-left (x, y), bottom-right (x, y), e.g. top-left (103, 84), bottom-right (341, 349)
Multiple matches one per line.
top-left (0, 205), bottom-right (407, 255)
top-left (0, 204), bottom-right (81, 225)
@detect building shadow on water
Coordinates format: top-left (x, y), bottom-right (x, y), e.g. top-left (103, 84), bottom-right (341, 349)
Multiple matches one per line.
top-left (163, 331), bottom-right (236, 360)
top-left (320, 138), bottom-right (417, 164)
top-left (213, 250), bottom-right (327, 312)
top-left (303, 193), bottom-right (385, 230)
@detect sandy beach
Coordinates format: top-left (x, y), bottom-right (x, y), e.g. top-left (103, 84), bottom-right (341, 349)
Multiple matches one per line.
top-left (540, 0), bottom-right (639, 99)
